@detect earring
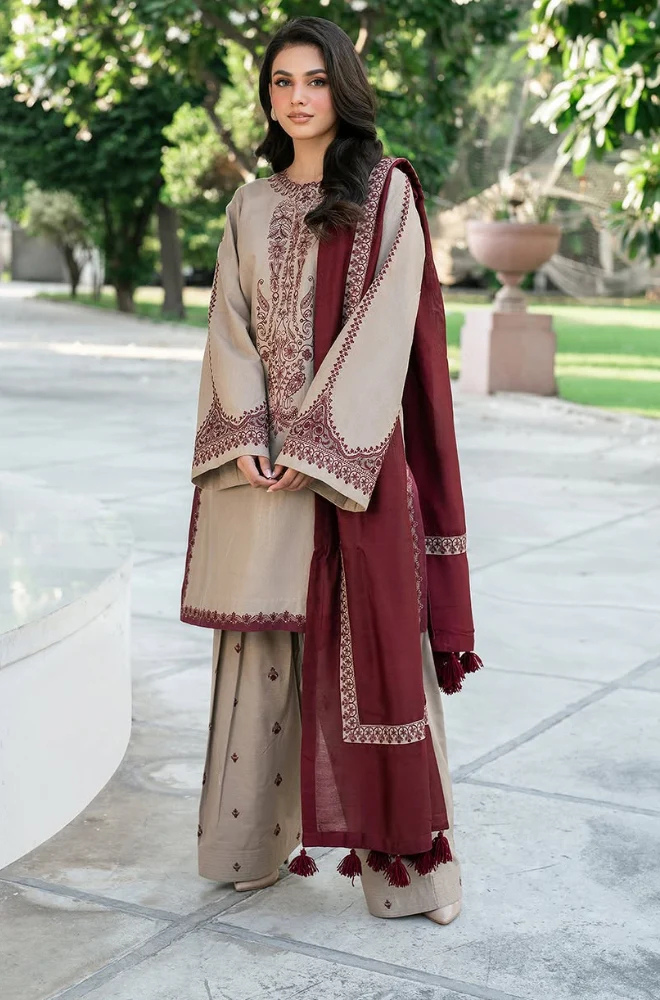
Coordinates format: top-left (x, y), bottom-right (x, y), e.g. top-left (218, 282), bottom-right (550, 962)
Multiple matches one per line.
top-left (271, 109), bottom-right (277, 121)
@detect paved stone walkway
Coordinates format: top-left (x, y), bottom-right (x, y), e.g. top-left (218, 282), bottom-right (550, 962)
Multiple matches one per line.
top-left (2, 289), bottom-right (660, 1000)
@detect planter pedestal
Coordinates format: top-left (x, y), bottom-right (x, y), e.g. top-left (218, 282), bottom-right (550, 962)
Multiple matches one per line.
top-left (459, 310), bottom-right (557, 395)
top-left (459, 220), bottom-right (561, 396)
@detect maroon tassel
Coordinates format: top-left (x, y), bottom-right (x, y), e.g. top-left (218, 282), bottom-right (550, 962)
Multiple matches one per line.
top-left (432, 831), bottom-right (453, 865)
top-left (287, 847), bottom-right (318, 877)
top-left (435, 651), bottom-right (464, 694)
top-left (366, 850), bottom-right (391, 873)
top-left (337, 848), bottom-right (362, 884)
top-left (460, 650), bottom-right (483, 674)
top-left (411, 847), bottom-right (438, 877)
top-left (385, 855), bottom-right (411, 888)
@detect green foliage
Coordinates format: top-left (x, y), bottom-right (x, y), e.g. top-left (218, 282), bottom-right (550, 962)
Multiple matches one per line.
top-left (22, 184), bottom-right (90, 244)
top-left (0, 80), bottom-right (183, 302)
top-left (609, 141), bottom-right (660, 260)
top-left (1, 0), bottom-right (521, 280)
top-left (525, 0), bottom-right (660, 260)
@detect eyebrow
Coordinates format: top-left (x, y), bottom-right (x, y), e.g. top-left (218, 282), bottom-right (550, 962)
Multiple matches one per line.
top-left (272, 68), bottom-right (327, 77)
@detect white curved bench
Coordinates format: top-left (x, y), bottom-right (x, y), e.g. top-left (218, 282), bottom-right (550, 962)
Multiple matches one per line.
top-left (0, 474), bottom-right (133, 869)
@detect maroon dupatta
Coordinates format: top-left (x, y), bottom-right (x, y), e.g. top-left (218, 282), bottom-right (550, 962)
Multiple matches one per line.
top-left (288, 157), bottom-right (481, 887)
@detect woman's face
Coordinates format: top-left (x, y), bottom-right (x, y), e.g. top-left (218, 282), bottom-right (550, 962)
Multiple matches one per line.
top-left (269, 44), bottom-right (337, 141)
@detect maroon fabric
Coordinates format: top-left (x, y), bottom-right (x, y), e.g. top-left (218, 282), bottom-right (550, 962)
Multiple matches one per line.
top-left (396, 160), bottom-right (475, 654)
top-left (300, 158), bottom-right (476, 858)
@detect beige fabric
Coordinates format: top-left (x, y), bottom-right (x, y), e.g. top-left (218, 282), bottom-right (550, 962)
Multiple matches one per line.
top-left (182, 160), bottom-right (426, 628)
top-left (197, 628), bottom-right (461, 918)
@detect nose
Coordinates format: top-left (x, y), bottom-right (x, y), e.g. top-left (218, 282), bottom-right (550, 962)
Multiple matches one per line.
top-left (289, 83), bottom-right (306, 105)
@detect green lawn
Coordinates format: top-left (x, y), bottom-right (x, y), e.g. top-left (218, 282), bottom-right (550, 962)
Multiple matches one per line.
top-left (41, 289), bottom-right (660, 419)
top-left (447, 303), bottom-right (660, 418)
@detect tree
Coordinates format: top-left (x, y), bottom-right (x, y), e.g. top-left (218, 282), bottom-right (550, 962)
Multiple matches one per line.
top-left (23, 184), bottom-right (94, 297)
top-left (2, 0), bottom-right (521, 295)
top-left (3, 0), bottom-right (518, 190)
top-left (525, 0), bottom-right (660, 261)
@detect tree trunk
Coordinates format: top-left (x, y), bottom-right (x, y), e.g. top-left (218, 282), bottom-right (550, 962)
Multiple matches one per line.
top-left (115, 283), bottom-right (135, 313)
top-left (62, 244), bottom-right (82, 298)
top-left (156, 201), bottom-right (185, 319)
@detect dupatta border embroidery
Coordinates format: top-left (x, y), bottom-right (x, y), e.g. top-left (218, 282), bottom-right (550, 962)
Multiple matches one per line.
top-left (342, 157), bottom-right (394, 326)
top-left (405, 465), bottom-right (425, 622)
top-left (279, 163), bottom-right (412, 497)
top-left (339, 562), bottom-right (428, 745)
top-left (425, 535), bottom-right (467, 555)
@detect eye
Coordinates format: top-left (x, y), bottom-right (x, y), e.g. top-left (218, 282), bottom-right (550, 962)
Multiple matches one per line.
top-left (310, 79), bottom-right (327, 86)
top-left (274, 79), bottom-right (289, 86)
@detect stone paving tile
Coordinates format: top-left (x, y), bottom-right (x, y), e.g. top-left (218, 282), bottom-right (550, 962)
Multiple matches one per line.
top-left (1, 880), bottom-right (166, 1000)
top-left (470, 686), bottom-right (660, 813)
top-left (2, 724), bottom-right (220, 916)
top-left (216, 783), bottom-right (660, 1000)
top-left (79, 927), bottom-right (473, 1000)
top-left (442, 669), bottom-right (600, 771)
top-left (130, 613), bottom-right (212, 682)
top-left (472, 591), bottom-right (660, 684)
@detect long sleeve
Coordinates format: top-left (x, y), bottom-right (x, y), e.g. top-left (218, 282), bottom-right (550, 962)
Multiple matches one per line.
top-left (274, 170), bottom-right (425, 512)
top-left (191, 191), bottom-right (270, 490)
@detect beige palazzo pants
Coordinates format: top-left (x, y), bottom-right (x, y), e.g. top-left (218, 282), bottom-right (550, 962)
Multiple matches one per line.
top-left (197, 628), bottom-right (462, 918)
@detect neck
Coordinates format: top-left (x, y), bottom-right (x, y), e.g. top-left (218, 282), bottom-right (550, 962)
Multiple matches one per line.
top-left (287, 135), bottom-right (333, 182)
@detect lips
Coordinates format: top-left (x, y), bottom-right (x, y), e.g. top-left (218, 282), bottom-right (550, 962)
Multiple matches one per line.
top-left (289, 114), bottom-right (312, 121)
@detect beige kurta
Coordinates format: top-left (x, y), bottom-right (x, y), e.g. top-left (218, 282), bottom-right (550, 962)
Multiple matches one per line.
top-left (182, 158), bottom-right (426, 630)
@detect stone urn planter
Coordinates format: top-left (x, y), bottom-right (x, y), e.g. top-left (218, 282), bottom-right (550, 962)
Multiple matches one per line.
top-left (466, 221), bottom-right (561, 312)
top-left (459, 221), bottom-right (562, 396)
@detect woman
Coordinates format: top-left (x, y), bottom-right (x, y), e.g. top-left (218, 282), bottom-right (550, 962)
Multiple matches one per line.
top-left (181, 15), bottom-right (480, 925)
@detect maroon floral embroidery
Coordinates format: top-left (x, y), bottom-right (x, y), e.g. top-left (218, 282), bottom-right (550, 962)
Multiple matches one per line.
top-left (274, 773), bottom-right (283, 786)
top-left (268, 667), bottom-right (279, 681)
top-left (181, 486), bottom-right (201, 605)
top-left (180, 607), bottom-right (306, 631)
top-left (274, 824), bottom-right (281, 836)
top-left (232, 808), bottom-right (240, 818)
top-left (338, 563), bottom-right (428, 745)
top-left (258, 175), bottom-right (323, 436)
top-left (231, 753), bottom-right (239, 763)
top-left (193, 391), bottom-right (268, 469)
top-left (384, 899), bottom-right (392, 909)
top-left (279, 393), bottom-right (392, 501)
top-left (272, 722), bottom-right (282, 734)
top-left (233, 862), bottom-right (241, 872)
top-left (342, 158), bottom-right (393, 326)
top-left (234, 643), bottom-right (242, 653)
top-left (425, 535), bottom-right (467, 555)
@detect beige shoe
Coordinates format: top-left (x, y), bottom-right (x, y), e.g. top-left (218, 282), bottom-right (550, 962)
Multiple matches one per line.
top-left (423, 900), bottom-right (461, 925)
top-left (233, 868), bottom-right (279, 893)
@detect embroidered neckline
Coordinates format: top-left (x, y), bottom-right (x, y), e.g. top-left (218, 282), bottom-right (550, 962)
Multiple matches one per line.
top-left (268, 170), bottom-right (323, 200)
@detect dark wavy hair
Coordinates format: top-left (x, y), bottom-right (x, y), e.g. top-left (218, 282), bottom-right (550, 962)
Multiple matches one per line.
top-left (255, 16), bottom-right (383, 241)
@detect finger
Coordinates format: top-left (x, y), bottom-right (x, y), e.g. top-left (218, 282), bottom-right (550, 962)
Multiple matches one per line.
top-left (239, 457), bottom-right (270, 488)
top-left (267, 468), bottom-right (297, 492)
top-left (272, 464), bottom-right (286, 480)
top-left (257, 456), bottom-right (273, 479)
top-left (288, 473), bottom-right (308, 491)
top-left (237, 456), bottom-right (258, 485)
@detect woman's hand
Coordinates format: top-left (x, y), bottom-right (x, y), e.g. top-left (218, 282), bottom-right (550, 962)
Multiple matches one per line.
top-left (267, 464), bottom-right (312, 493)
top-left (237, 455), bottom-right (274, 488)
